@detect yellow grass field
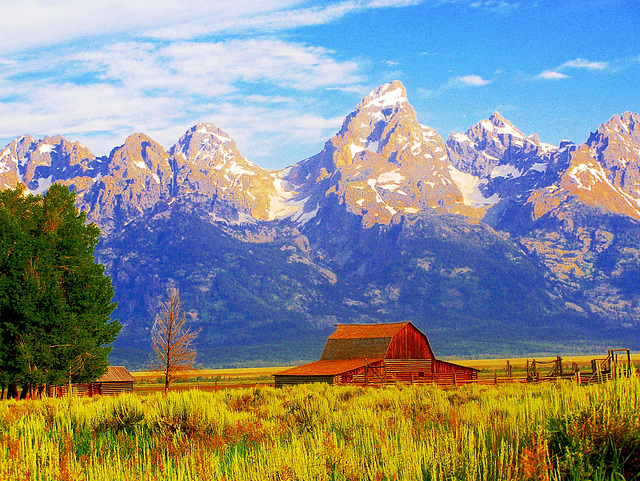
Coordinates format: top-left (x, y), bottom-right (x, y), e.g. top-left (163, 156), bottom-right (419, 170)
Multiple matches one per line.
top-left (1, 374), bottom-right (639, 480)
top-left (132, 366), bottom-right (287, 383)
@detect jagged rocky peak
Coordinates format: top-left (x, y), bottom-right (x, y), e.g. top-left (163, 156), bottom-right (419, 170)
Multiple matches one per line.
top-left (171, 122), bottom-right (238, 167)
top-left (526, 143), bottom-right (640, 222)
top-left (284, 80), bottom-right (471, 227)
top-left (588, 112), bottom-right (640, 151)
top-left (169, 122), bottom-right (283, 222)
top-left (447, 112), bottom-right (556, 179)
top-left (107, 133), bottom-right (171, 182)
top-left (328, 80), bottom-right (426, 169)
top-left (596, 112), bottom-right (640, 140)
top-left (586, 112), bottom-right (640, 198)
top-left (360, 80), bottom-right (408, 111)
top-left (0, 134), bottom-right (101, 194)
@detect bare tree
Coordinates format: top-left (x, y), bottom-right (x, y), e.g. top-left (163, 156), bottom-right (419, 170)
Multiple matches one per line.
top-left (149, 287), bottom-right (200, 395)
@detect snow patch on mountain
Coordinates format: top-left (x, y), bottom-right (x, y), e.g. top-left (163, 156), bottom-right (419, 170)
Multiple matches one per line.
top-left (530, 162), bottom-right (549, 173)
top-left (30, 175), bottom-right (53, 195)
top-left (290, 199), bottom-right (319, 224)
top-left (267, 176), bottom-right (305, 221)
top-left (375, 170), bottom-right (405, 191)
top-left (448, 166), bottom-right (499, 207)
top-left (227, 161), bottom-right (257, 177)
top-left (364, 85), bottom-right (407, 109)
top-left (38, 144), bottom-right (55, 155)
top-left (450, 132), bottom-right (471, 143)
top-left (569, 163), bottom-right (614, 192)
top-left (481, 115), bottom-right (524, 138)
top-left (490, 164), bottom-right (522, 179)
top-left (367, 178), bottom-right (397, 215)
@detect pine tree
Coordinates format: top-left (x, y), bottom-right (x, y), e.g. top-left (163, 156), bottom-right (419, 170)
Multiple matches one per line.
top-left (0, 184), bottom-right (120, 397)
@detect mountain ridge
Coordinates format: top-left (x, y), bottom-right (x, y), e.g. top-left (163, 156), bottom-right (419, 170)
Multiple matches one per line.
top-left (2, 81), bottom-right (639, 366)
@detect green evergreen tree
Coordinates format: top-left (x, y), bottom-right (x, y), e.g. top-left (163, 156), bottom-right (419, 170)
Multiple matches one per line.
top-left (0, 184), bottom-right (120, 397)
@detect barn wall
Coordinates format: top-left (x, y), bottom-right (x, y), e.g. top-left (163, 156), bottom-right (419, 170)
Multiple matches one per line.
top-left (385, 359), bottom-right (433, 373)
top-left (386, 324), bottom-right (433, 359)
top-left (98, 382), bottom-right (134, 396)
top-left (50, 381), bottom-right (134, 397)
top-left (433, 360), bottom-right (478, 380)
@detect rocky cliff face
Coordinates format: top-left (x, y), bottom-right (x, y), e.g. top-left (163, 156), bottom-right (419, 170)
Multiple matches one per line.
top-left (0, 135), bottom-right (104, 195)
top-left (444, 110), bottom-right (640, 329)
top-left (284, 81), bottom-right (478, 227)
top-left (586, 112), bottom-right (640, 199)
top-left (446, 112), bottom-right (560, 208)
top-left (170, 123), bottom-right (288, 221)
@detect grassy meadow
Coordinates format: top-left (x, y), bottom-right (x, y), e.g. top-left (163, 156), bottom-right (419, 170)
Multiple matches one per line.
top-left (1, 371), bottom-right (640, 480)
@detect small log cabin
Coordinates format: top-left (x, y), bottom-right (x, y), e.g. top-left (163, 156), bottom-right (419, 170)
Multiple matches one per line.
top-left (274, 322), bottom-right (478, 387)
top-left (51, 366), bottom-right (135, 397)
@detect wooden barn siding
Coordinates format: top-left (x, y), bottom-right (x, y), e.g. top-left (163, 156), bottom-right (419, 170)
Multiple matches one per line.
top-left (275, 375), bottom-right (334, 388)
top-left (384, 359), bottom-right (433, 373)
top-left (52, 382), bottom-right (133, 397)
top-left (386, 324), bottom-right (433, 360)
top-left (433, 359), bottom-right (477, 380)
top-left (98, 382), bottom-right (134, 396)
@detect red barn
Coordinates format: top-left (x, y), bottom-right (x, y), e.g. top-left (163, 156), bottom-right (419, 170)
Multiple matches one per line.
top-left (275, 322), bottom-right (478, 387)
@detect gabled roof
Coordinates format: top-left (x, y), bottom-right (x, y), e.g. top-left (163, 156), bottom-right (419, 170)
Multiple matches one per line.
top-left (275, 358), bottom-right (384, 377)
top-left (327, 322), bottom-right (410, 340)
top-left (320, 321), bottom-right (431, 360)
top-left (96, 366), bottom-right (135, 383)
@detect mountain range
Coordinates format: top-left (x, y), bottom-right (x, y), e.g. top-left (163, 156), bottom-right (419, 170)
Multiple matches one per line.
top-left (2, 80), bottom-right (639, 368)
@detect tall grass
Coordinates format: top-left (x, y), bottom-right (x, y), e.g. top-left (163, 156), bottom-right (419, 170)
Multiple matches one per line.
top-left (1, 377), bottom-right (639, 480)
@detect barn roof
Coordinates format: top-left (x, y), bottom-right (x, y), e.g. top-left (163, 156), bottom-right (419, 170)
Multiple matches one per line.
top-left (327, 322), bottom-right (410, 340)
top-left (96, 366), bottom-right (135, 383)
top-left (320, 321), bottom-right (430, 360)
top-left (275, 358), bottom-right (384, 377)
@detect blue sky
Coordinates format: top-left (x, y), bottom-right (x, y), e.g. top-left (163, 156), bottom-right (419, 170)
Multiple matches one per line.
top-left (1, 0), bottom-right (638, 169)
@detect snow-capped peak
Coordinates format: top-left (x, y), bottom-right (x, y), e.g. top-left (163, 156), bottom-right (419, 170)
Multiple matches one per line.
top-left (480, 112), bottom-right (525, 138)
top-left (193, 122), bottom-right (233, 145)
top-left (362, 80), bottom-right (408, 110)
top-left (598, 112), bottom-right (640, 141)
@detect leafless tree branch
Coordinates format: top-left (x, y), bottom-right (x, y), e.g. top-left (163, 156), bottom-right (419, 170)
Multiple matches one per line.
top-left (149, 287), bottom-right (200, 395)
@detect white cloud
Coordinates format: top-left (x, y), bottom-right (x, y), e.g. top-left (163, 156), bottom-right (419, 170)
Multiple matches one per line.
top-left (536, 57), bottom-right (609, 80)
top-left (1, 0), bottom-right (431, 53)
top-left (456, 75), bottom-right (491, 86)
top-left (0, 0), bottom-right (299, 53)
top-left (468, 0), bottom-right (521, 12)
top-left (365, 0), bottom-right (424, 6)
top-left (0, 34), bottom-right (360, 163)
top-left (562, 58), bottom-right (608, 70)
top-left (537, 70), bottom-right (569, 80)
top-left (146, 2), bottom-right (358, 40)
top-left (0, 82), bottom-right (180, 154)
top-left (74, 39), bottom-right (362, 94)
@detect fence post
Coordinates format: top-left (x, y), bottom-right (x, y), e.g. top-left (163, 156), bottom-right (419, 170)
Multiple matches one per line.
top-left (558, 356), bottom-right (563, 377)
